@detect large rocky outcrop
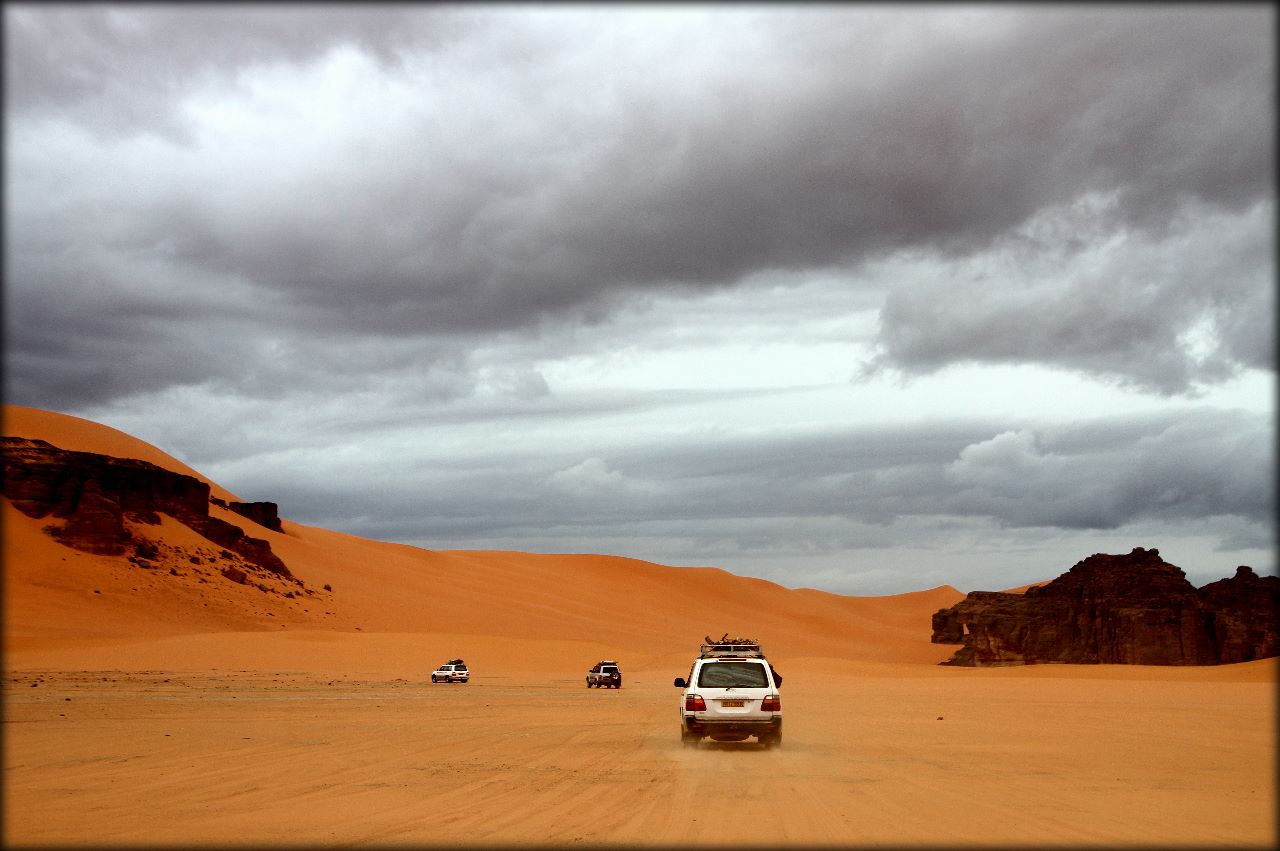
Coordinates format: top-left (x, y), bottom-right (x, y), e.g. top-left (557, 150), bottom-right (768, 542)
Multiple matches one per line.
top-left (2, 436), bottom-right (291, 578)
top-left (931, 548), bottom-right (1279, 666)
top-left (1197, 565), bottom-right (1280, 665)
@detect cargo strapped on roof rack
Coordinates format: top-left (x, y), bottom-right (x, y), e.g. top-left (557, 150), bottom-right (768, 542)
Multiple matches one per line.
top-left (699, 643), bottom-right (764, 658)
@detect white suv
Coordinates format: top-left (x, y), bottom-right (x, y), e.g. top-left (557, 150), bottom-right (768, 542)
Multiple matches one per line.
top-left (586, 661), bottom-right (622, 689)
top-left (673, 641), bottom-right (782, 748)
top-left (431, 659), bottom-right (469, 683)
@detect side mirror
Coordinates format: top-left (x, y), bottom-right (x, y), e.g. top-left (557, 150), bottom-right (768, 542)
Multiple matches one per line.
top-left (673, 677), bottom-right (687, 688)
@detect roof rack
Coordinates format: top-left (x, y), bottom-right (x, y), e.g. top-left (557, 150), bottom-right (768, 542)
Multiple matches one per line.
top-left (699, 642), bottom-right (764, 658)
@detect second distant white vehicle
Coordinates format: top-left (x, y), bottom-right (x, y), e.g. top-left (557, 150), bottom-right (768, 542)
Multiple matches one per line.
top-left (431, 659), bottom-right (469, 683)
top-left (586, 660), bottom-right (622, 688)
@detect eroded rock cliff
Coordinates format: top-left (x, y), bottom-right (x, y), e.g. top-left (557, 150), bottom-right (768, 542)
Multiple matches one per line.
top-left (3, 436), bottom-right (292, 580)
top-left (931, 548), bottom-right (1279, 666)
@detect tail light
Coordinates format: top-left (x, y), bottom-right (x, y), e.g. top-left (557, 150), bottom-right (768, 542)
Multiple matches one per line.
top-left (685, 694), bottom-right (707, 711)
top-left (761, 694), bottom-right (781, 712)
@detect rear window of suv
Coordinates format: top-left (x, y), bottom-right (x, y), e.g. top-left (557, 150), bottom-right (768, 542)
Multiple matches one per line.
top-left (697, 661), bottom-right (768, 688)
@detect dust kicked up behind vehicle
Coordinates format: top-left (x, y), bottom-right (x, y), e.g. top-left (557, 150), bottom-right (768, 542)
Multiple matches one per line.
top-left (674, 637), bottom-right (782, 748)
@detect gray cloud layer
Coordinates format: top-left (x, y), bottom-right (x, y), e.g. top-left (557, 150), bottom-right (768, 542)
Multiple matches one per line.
top-left (4, 5), bottom-right (1274, 591)
top-left (249, 407), bottom-right (1271, 540)
top-left (6, 5), bottom-right (1273, 405)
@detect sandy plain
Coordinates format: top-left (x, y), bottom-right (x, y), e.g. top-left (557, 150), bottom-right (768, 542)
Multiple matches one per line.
top-left (3, 405), bottom-right (1277, 847)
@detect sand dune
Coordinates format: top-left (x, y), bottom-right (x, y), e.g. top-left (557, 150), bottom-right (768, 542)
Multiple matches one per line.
top-left (3, 405), bottom-right (1275, 847)
top-left (3, 405), bottom-right (964, 667)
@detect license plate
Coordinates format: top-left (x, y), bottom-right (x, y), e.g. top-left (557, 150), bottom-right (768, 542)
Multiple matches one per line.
top-left (720, 699), bottom-right (745, 707)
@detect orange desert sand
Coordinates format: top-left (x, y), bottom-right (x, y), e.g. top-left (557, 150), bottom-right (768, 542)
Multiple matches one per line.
top-left (3, 405), bottom-right (1275, 847)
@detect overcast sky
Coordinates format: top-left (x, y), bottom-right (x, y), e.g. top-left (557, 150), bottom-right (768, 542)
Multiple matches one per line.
top-left (5, 4), bottom-right (1275, 595)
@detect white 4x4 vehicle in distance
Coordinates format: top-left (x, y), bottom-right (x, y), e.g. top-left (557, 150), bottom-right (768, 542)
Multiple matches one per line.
top-left (431, 659), bottom-right (469, 683)
top-left (674, 639), bottom-right (782, 748)
top-left (586, 660), bottom-right (622, 688)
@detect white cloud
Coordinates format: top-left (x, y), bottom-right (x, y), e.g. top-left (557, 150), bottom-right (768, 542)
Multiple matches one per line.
top-left (947, 431), bottom-right (1065, 491)
top-left (549, 458), bottom-right (626, 495)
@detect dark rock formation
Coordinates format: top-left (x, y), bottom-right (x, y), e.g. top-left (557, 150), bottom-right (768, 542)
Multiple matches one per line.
top-left (2, 436), bottom-right (291, 578)
top-left (221, 566), bottom-right (249, 585)
top-left (228, 501), bottom-right (283, 532)
top-left (5, 437), bottom-right (208, 525)
top-left (196, 514), bottom-right (290, 576)
top-left (210, 496), bottom-right (284, 532)
top-left (59, 478), bottom-right (130, 555)
top-left (1197, 565), bottom-right (1280, 664)
top-left (931, 548), bottom-right (1279, 666)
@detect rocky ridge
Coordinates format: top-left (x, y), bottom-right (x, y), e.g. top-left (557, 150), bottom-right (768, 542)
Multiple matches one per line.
top-left (3, 436), bottom-right (303, 596)
top-left (931, 547), bottom-right (1279, 666)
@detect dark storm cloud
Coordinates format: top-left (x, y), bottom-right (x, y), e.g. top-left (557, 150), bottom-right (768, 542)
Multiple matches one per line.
top-left (870, 197), bottom-right (1275, 393)
top-left (5, 5), bottom-right (1273, 412)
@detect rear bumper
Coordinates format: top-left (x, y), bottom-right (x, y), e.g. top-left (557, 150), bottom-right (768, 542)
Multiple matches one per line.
top-left (683, 716), bottom-right (780, 736)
